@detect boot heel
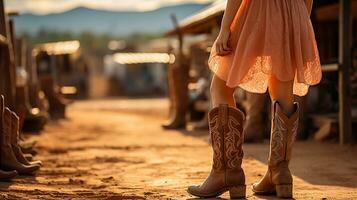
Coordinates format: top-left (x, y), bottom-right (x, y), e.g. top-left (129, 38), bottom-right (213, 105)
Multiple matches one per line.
top-left (229, 185), bottom-right (246, 199)
top-left (276, 184), bottom-right (292, 198)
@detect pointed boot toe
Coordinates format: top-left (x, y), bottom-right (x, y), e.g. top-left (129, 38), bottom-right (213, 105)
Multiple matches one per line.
top-left (251, 183), bottom-right (258, 192)
top-left (18, 164), bottom-right (40, 175)
top-left (252, 182), bottom-right (275, 195)
top-left (187, 185), bottom-right (200, 196)
top-left (0, 170), bottom-right (17, 180)
top-left (30, 160), bottom-right (43, 167)
top-left (187, 184), bottom-right (218, 198)
top-left (187, 185), bottom-right (196, 194)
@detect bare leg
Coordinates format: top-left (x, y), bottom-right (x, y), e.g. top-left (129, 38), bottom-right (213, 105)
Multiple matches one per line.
top-left (268, 75), bottom-right (294, 116)
top-left (210, 75), bottom-right (236, 108)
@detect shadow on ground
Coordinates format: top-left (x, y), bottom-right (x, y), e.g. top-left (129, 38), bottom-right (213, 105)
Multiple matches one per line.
top-left (179, 128), bottom-right (357, 188)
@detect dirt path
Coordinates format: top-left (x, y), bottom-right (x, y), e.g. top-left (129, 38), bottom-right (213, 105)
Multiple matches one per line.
top-left (0, 98), bottom-right (356, 199)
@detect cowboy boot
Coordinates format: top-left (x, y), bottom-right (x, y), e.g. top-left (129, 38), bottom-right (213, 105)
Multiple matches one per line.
top-left (187, 104), bottom-right (246, 198)
top-left (243, 93), bottom-right (266, 143)
top-left (10, 111), bottom-right (42, 167)
top-left (252, 101), bottom-right (299, 198)
top-left (40, 76), bottom-right (66, 119)
top-left (16, 85), bottom-right (47, 132)
top-left (0, 96), bottom-right (18, 180)
top-left (162, 56), bottom-right (189, 130)
top-left (0, 168), bottom-right (17, 180)
top-left (1, 108), bottom-right (40, 174)
top-left (192, 111), bottom-right (209, 130)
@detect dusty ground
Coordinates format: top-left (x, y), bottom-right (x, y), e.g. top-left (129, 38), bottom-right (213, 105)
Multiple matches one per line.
top-left (0, 98), bottom-right (356, 200)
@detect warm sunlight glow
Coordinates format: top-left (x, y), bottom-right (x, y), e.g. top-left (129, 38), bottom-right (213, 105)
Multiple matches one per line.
top-left (113, 53), bottom-right (175, 65)
top-left (61, 86), bottom-right (77, 95)
top-left (34, 41), bottom-right (80, 55)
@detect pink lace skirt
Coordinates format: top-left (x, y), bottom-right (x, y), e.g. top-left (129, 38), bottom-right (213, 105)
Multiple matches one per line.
top-left (208, 0), bottom-right (322, 96)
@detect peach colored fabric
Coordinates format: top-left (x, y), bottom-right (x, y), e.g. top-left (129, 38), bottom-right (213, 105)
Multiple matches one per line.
top-left (208, 0), bottom-right (322, 96)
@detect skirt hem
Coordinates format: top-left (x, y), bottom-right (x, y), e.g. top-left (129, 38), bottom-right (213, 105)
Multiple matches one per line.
top-left (208, 61), bottom-right (322, 97)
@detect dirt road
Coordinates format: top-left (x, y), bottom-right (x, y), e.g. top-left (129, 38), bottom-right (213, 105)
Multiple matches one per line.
top-left (0, 98), bottom-right (356, 199)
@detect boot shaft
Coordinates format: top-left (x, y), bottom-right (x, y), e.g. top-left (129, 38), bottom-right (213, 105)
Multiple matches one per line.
top-left (2, 108), bottom-right (13, 146)
top-left (0, 96), bottom-right (4, 151)
top-left (268, 101), bottom-right (299, 166)
top-left (208, 104), bottom-right (245, 171)
top-left (10, 111), bottom-right (19, 145)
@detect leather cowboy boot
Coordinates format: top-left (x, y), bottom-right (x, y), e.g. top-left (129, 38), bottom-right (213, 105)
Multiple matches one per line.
top-left (1, 108), bottom-right (40, 174)
top-left (243, 93), bottom-right (266, 143)
top-left (10, 111), bottom-right (42, 167)
top-left (252, 101), bottom-right (299, 198)
top-left (16, 85), bottom-right (47, 132)
top-left (0, 96), bottom-right (18, 180)
top-left (0, 167), bottom-right (17, 180)
top-left (40, 76), bottom-right (66, 119)
top-left (188, 104), bottom-right (246, 198)
top-left (162, 55), bottom-right (189, 129)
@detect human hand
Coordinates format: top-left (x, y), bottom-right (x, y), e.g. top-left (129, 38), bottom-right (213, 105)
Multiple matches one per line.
top-left (215, 28), bottom-right (232, 56)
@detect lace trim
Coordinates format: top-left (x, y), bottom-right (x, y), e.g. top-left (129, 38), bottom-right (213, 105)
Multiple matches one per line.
top-left (208, 44), bottom-right (322, 97)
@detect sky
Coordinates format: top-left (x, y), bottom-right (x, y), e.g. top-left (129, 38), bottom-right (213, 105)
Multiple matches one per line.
top-left (5, 0), bottom-right (214, 14)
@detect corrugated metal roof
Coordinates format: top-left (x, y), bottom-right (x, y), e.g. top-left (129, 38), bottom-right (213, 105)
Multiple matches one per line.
top-left (166, 1), bottom-right (226, 35)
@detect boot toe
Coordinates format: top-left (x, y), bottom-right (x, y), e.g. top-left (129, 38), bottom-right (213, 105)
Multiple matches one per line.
top-left (0, 170), bottom-right (18, 180)
top-left (20, 165), bottom-right (40, 174)
top-left (251, 183), bottom-right (259, 193)
top-left (252, 182), bottom-right (276, 195)
top-left (187, 185), bottom-right (200, 196)
top-left (8, 170), bottom-right (18, 178)
top-left (31, 160), bottom-right (43, 167)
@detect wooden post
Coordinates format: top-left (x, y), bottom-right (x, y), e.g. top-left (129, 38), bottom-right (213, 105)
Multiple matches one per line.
top-left (338, 0), bottom-right (353, 144)
top-left (6, 18), bottom-right (17, 110)
top-left (0, 0), bottom-right (6, 95)
top-left (170, 15), bottom-right (183, 57)
top-left (0, 0), bottom-right (5, 36)
top-left (0, 4), bottom-right (16, 109)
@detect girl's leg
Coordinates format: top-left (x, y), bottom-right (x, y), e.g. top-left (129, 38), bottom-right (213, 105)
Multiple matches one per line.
top-left (210, 75), bottom-right (236, 107)
top-left (268, 75), bottom-right (294, 115)
top-left (188, 75), bottom-right (246, 199)
top-left (253, 76), bottom-right (298, 198)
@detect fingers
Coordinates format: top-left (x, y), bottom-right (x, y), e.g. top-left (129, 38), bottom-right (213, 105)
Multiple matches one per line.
top-left (216, 42), bottom-right (231, 56)
top-left (222, 42), bottom-right (231, 52)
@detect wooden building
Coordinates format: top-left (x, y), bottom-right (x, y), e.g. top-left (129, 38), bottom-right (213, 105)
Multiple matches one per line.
top-left (104, 52), bottom-right (173, 95)
top-left (33, 40), bottom-right (89, 99)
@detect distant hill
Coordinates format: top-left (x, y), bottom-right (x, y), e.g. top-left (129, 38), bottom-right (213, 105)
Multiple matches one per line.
top-left (14, 3), bottom-right (208, 36)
